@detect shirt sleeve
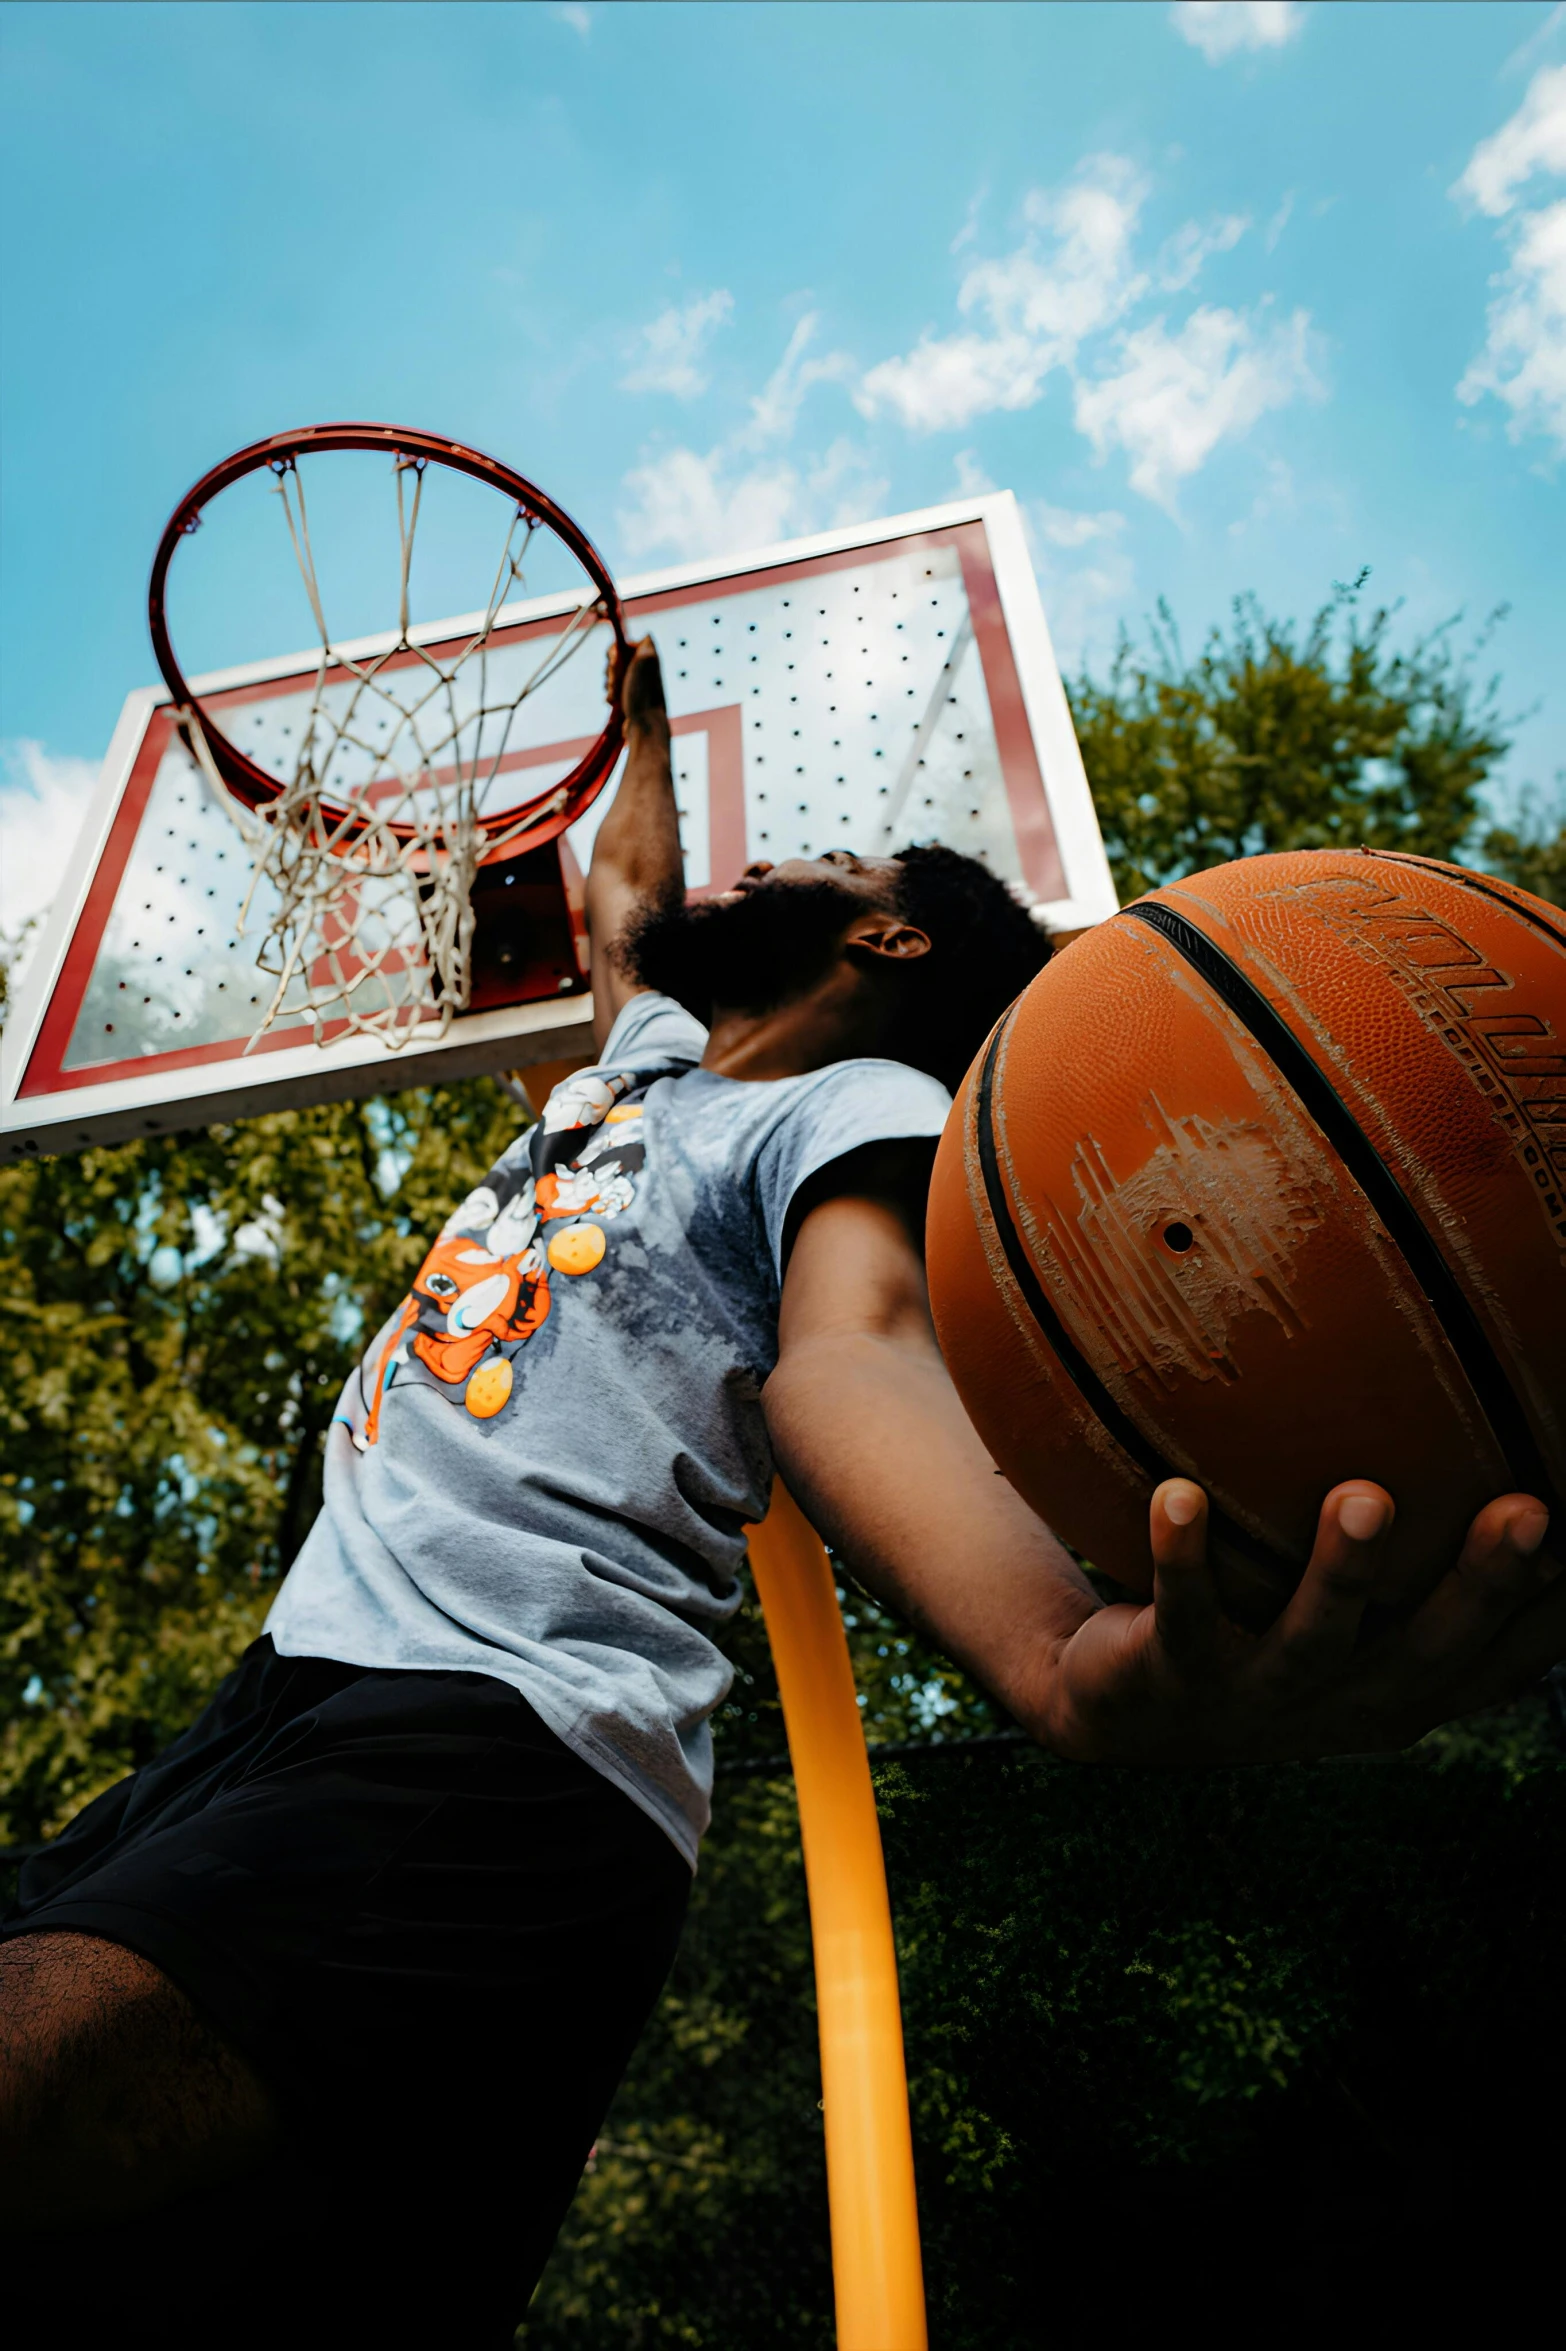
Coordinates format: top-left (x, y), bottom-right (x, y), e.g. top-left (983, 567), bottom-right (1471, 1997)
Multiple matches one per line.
top-left (601, 991), bottom-right (709, 1072)
top-left (753, 1057), bottom-right (953, 1280)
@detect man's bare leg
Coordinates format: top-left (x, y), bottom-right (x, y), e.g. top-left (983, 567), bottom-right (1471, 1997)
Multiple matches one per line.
top-left (0, 1930), bottom-right (282, 2233)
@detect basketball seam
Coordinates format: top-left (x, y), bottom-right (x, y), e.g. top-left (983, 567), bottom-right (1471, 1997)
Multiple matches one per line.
top-left (1125, 898), bottom-right (1559, 1517)
top-left (973, 1012), bottom-right (1292, 1578)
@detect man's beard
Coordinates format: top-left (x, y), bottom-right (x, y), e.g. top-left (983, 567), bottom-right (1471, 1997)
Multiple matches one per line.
top-left (616, 878), bottom-right (865, 1023)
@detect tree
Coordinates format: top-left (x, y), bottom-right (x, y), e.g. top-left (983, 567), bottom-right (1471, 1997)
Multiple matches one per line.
top-left (1479, 797), bottom-right (1566, 908)
top-left (1070, 579), bottom-right (1519, 903)
top-left (0, 1055), bottom-right (522, 1846)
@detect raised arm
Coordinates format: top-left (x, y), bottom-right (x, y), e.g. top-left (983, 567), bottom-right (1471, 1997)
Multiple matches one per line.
top-left (763, 1158), bottom-right (1561, 1765)
top-left (586, 636), bottom-right (684, 1053)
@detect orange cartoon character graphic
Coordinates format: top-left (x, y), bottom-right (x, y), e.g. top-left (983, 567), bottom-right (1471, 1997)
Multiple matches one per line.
top-left (352, 1083), bottom-right (649, 1447)
top-left (362, 1218), bottom-right (550, 1444)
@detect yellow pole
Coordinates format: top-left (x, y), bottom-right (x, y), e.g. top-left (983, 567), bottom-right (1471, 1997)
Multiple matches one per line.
top-left (745, 1480), bottom-right (928, 2351)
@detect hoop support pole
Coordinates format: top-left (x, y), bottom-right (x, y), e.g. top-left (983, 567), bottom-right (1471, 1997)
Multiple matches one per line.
top-left (745, 1480), bottom-right (927, 2351)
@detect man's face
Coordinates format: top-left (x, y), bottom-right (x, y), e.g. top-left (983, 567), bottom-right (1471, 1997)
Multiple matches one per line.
top-left (711, 848), bottom-right (906, 909)
top-left (620, 849), bottom-right (905, 1019)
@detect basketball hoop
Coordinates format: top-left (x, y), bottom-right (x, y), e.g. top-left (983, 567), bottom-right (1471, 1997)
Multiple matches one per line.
top-left (147, 423), bottom-right (630, 1050)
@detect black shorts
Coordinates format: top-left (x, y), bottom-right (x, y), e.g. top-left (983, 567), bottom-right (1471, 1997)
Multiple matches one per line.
top-left (2, 1635), bottom-right (691, 2347)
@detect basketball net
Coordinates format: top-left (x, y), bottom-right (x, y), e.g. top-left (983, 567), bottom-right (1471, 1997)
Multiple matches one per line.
top-left (181, 453), bottom-right (605, 1053)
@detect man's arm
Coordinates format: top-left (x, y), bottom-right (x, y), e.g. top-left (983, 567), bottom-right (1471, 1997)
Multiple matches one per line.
top-left (763, 1167), bottom-right (1561, 1765)
top-left (585, 637), bottom-right (683, 1055)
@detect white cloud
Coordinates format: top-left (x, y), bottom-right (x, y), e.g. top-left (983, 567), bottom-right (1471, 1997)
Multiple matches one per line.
top-left (1, 739), bottom-right (99, 970)
top-left (964, 164), bottom-right (1150, 345)
top-left (1503, 3), bottom-right (1565, 82)
top-left (855, 152), bottom-right (1317, 505)
top-left (856, 328), bottom-right (1054, 435)
top-left (1073, 304), bottom-right (1320, 513)
top-left (1170, 2), bottom-right (1305, 64)
top-left (621, 290), bottom-right (734, 398)
top-left (1457, 197), bottom-right (1566, 453)
top-left (1156, 213), bottom-right (1248, 292)
top-left (618, 315), bottom-right (873, 563)
top-left (865, 168), bottom-right (1143, 432)
top-left (618, 448), bottom-right (800, 561)
top-left (857, 157), bottom-right (1150, 433)
top-left (739, 313), bottom-right (856, 448)
top-left (1455, 62), bottom-right (1566, 217)
top-left (856, 161), bottom-right (1258, 440)
top-left (550, 3), bottom-right (591, 35)
top-left (1031, 501), bottom-right (1126, 549)
top-left (951, 188), bottom-right (987, 254)
top-left (617, 439), bottom-right (886, 563)
top-left (951, 448), bottom-right (996, 496)
top-left (1453, 67), bottom-right (1566, 455)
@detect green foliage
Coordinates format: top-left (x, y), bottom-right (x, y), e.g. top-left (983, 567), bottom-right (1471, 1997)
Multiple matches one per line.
top-left (0, 1079), bottom-right (521, 1843)
top-left (1068, 581), bottom-right (1512, 903)
top-left (524, 1682), bottom-right (1566, 2347)
top-left (1479, 795), bottom-right (1566, 908)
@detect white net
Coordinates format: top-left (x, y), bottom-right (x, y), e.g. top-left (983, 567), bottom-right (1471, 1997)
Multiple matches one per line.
top-left (182, 452), bottom-right (608, 1052)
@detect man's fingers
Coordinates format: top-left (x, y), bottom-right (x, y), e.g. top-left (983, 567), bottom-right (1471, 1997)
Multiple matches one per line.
top-left (1149, 1480), bottom-right (1223, 1661)
top-left (613, 634), bottom-right (665, 725)
top-left (1268, 1482), bottom-right (1392, 1675)
top-left (1400, 1494), bottom-right (1556, 1670)
top-left (1420, 1553), bottom-right (1566, 1716)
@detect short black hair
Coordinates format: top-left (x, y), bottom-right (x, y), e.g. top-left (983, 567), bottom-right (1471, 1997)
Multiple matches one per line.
top-left (884, 843), bottom-right (1052, 1092)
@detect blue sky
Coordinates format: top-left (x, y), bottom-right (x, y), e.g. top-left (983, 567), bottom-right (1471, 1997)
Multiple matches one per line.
top-left (2, 0), bottom-right (1563, 937)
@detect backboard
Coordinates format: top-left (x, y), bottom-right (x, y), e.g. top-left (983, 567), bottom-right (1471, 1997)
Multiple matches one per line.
top-left (1, 491), bottom-right (1118, 1161)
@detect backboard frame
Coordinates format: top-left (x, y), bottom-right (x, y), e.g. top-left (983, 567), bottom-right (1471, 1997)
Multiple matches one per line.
top-left (2, 490), bottom-right (1118, 1162)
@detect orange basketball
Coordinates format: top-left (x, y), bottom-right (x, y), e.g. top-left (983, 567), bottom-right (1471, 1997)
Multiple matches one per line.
top-left (926, 851), bottom-right (1566, 1627)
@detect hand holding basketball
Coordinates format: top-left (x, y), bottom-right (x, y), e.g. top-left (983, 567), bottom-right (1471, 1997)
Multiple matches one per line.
top-left (1028, 1476), bottom-right (1558, 1765)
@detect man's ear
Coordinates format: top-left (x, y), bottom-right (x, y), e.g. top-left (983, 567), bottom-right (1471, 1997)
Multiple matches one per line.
top-left (843, 911), bottom-right (932, 966)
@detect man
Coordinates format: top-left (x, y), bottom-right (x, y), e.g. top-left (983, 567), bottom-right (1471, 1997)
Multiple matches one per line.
top-left (2, 640), bottom-right (1557, 2344)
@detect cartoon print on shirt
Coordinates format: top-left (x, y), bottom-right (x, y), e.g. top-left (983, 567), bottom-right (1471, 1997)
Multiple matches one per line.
top-left (351, 1082), bottom-right (649, 1446)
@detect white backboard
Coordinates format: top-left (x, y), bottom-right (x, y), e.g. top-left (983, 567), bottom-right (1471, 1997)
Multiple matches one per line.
top-left (2, 491), bottom-right (1117, 1161)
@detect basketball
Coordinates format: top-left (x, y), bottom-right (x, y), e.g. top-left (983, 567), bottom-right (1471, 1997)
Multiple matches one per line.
top-left (927, 849), bottom-right (1566, 1628)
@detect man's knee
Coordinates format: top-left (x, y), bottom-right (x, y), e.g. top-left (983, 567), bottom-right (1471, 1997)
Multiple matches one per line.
top-left (0, 1930), bottom-right (281, 2232)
